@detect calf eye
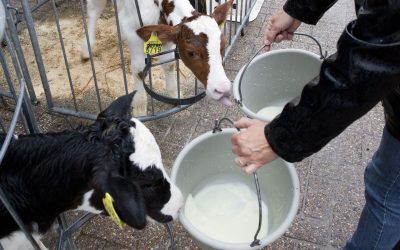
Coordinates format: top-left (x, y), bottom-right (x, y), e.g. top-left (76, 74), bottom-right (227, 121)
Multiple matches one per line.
top-left (186, 51), bottom-right (195, 58)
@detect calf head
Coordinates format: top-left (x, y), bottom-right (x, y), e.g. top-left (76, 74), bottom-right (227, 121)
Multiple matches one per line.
top-left (88, 92), bottom-right (183, 229)
top-left (137, 0), bottom-right (234, 105)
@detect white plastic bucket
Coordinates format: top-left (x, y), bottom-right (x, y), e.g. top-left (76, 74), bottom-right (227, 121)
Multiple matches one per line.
top-left (233, 48), bottom-right (322, 121)
top-left (171, 128), bottom-right (300, 250)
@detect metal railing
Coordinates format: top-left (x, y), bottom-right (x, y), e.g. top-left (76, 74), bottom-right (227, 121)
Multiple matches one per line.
top-left (5, 0), bottom-right (257, 122)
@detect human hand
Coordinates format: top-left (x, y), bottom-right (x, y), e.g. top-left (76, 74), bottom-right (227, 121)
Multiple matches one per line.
top-left (231, 117), bottom-right (278, 174)
top-left (263, 10), bottom-right (301, 52)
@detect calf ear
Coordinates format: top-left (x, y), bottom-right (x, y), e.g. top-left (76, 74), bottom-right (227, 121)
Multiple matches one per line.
top-left (211, 0), bottom-right (234, 26)
top-left (136, 24), bottom-right (179, 44)
top-left (98, 91), bottom-right (136, 119)
top-left (105, 176), bottom-right (147, 229)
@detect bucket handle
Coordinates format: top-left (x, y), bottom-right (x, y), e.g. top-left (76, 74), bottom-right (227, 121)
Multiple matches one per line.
top-left (212, 118), bottom-right (263, 247)
top-left (235, 32), bottom-right (327, 106)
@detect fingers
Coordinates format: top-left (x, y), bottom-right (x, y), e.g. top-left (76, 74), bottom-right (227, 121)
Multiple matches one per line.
top-left (234, 157), bottom-right (261, 174)
top-left (233, 117), bottom-right (255, 129)
top-left (241, 163), bottom-right (260, 174)
top-left (263, 9), bottom-right (302, 52)
top-left (234, 157), bottom-right (247, 167)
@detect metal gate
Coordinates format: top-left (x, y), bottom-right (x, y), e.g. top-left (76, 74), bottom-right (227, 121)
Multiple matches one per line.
top-left (4, 0), bottom-right (257, 122)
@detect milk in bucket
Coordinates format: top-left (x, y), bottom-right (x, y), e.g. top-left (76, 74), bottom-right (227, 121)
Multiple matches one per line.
top-left (184, 173), bottom-right (268, 243)
top-left (256, 97), bottom-right (293, 121)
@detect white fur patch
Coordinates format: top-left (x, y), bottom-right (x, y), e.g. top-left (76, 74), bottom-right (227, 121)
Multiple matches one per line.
top-left (0, 231), bottom-right (47, 250)
top-left (75, 190), bottom-right (102, 214)
top-left (161, 182), bottom-right (184, 219)
top-left (165, 0), bottom-right (195, 25)
top-left (129, 118), bottom-right (163, 170)
top-left (128, 118), bottom-right (183, 218)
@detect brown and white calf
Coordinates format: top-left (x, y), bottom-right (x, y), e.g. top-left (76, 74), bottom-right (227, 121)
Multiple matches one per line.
top-left (81, 0), bottom-right (234, 116)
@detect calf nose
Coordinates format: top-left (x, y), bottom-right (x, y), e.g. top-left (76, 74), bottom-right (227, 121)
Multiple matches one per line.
top-left (212, 82), bottom-right (232, 106)
top-left (214, 81), bottom-right (231, 95)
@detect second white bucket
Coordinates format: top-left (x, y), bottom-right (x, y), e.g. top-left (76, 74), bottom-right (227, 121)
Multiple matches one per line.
top-left (233, 48), bottom-right (323, 122)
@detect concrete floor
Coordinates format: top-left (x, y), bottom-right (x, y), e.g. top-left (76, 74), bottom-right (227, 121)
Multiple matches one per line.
top-left (29, 0), bottom-right (385, 248)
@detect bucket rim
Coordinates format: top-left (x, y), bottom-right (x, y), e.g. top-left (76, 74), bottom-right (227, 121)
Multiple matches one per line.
top-left (171, 128), bottom-right (300, 249)
top-left (232, 48), bottom-right (322, 122)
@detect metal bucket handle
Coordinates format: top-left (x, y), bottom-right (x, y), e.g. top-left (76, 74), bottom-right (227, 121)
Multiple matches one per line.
top-left (212, 117), bottom-right (263, 247)
top-left (235, 32), bottom-right (326, 106)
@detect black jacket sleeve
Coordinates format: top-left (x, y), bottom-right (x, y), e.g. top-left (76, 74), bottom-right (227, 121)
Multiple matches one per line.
top-left (265, 5), bottom-right (400, 163)
top-left (283, 0), bottom-right (337, 25)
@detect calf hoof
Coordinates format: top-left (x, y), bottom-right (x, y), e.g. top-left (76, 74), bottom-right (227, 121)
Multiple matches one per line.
top-left (80, 41), bottom-right (90, 61)
top-left (80, 49), bottom-right (90, 62)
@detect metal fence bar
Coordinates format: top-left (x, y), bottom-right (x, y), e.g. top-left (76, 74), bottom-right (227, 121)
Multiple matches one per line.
top-left (50, 0), bottom-right (79, 111)
top-left (223, 0), bottom-right (257, 62)
top-left (1, 32), bottom-right (39, 133)
top-left (20, 0), bottom-right (53, 109)
top-left (2, 0), bottom-right (38, 104)
top-left (79, 0), bottom-right (102, 111)
top-left (112, 0), bottom-right (129, 94)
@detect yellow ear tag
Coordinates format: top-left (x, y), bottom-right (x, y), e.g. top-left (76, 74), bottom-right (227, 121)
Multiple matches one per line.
top-left (102, 192), bottom-right (126, 229)
top-left (219, 21), bottom-right (225, 29)
top-left (144, 32), bottom-right (163, 55)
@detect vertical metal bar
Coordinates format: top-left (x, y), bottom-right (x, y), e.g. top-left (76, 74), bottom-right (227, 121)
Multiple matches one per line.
top-left (1, 33), bottom-right (39, 133)
top-left (79, 0), bottom-right (102, 111)
top-left (176, 53), bottom-right (181, 101)
top-left (112, 0), bottom-right (129, 94)
top-left (2, 0), bottom-right (38, 104)
top-left (148, 57), bottom-right (155, 115)
top-left (50, 0), bottom-right (79, 111)
top-left (0, 40), bottom-right (30, 131)
top-left (20, 0), bottom-right (53, 109)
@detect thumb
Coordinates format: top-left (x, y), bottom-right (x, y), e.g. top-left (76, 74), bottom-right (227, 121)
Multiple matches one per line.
top-left (242, 163), bottom-right (261, 174)
top-left (234, 117), bottom-right (255, 129)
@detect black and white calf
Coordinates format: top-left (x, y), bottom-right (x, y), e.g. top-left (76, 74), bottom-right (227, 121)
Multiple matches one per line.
top-left (0, 92), bottom-right (183, 250)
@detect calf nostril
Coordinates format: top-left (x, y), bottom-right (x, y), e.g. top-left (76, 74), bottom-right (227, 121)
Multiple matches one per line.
top-left (214, 89), bottom-right (223, 95)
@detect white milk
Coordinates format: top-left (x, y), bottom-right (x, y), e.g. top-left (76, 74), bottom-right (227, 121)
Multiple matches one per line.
top-left (256, 106), bottom-right (283, 121)
top-left (184, 174), bottom-right (268, 243)
top-left (256, 98), bottom-right (293, 121)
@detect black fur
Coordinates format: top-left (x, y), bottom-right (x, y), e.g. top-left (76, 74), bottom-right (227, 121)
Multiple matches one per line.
top-left (0, 92), bottom-right (174, 239)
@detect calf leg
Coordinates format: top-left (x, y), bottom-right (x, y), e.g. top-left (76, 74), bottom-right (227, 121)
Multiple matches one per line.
top-left (126, 33), bottom-right (148, 117)
top-left (80, 0), bottom-right (107, 60)
top-left (159, 42), bottom-right (178, 98)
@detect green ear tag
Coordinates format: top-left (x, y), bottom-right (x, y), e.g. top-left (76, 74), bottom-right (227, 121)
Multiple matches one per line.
top-left (144, 32), bottom-right (163, 55)
top-left (102, 192), bottom-right (126, 229)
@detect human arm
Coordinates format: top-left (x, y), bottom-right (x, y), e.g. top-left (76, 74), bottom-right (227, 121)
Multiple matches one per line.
top-left (265, 5), bottom-right (400, 162)
top-left (264, 0), bottom-right (337, 51)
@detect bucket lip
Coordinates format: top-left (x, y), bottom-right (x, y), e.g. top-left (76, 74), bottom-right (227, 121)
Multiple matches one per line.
top-left (171, 128), bottom-right (236, 182)
top-left (171, 128), bottom-right (300, 249)
top-left (232, 48), bottom-right (322, 122)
